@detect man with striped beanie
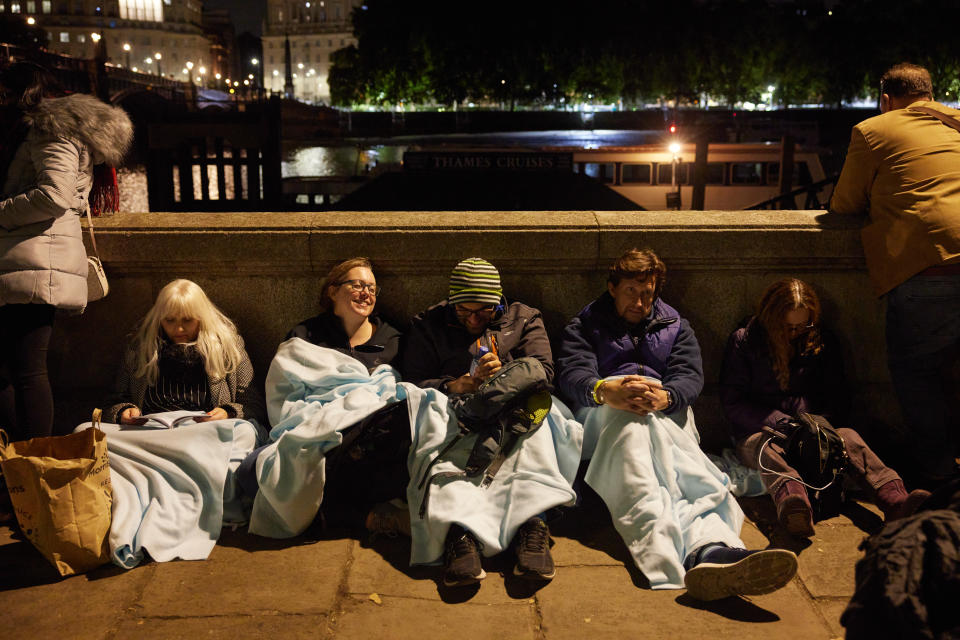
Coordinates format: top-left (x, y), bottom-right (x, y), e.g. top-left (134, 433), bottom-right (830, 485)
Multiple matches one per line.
top-left (403, 257), bottom-right (563, 588)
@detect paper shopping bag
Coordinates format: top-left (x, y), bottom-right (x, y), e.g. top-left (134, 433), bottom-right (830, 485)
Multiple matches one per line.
top-left (0, 422), bottom-right (113, 576)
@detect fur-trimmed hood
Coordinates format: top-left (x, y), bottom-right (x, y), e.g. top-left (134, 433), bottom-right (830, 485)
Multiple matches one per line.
top-left (24, 93), bottom-right (133, 166)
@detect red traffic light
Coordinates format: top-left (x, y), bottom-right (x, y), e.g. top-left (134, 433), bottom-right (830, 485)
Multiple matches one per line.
top-left (669, 123), bottom-right (677, 134)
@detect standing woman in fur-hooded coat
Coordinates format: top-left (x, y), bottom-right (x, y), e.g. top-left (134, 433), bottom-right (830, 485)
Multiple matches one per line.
top-left (0, 62), bottom-right (132, 440)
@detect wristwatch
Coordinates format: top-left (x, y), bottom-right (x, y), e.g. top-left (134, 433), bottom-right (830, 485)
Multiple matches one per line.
top-left (664, 389), bottom-right (673, 410)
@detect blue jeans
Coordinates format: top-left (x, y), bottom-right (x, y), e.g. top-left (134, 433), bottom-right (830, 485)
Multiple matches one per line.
top-left (886, 274), bottom-right (960, 480)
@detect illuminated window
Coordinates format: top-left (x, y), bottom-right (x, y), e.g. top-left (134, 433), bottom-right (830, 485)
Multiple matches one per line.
top-left (0, 3), bottom-right (6, 11)
top-left (11, 2), bottom-right (20, 12)
top-left (77, 33), bottom-right (85, 42)
top-left (60, 31), bottom-right (70, 42)
top-left (118, 0), bottom-right (163, 22)
top-left (26, 0), bottom-right (35, 12)
top-left (42, 0), bottom-right (50, 12)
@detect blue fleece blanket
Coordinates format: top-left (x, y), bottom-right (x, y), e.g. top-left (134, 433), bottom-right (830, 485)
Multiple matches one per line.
top-left (249, 338), bottom-right (402, 538)
top-left (406, 391), bottom-right (582, 565)
top-left (75, 416), bottom-right (260, 569)
top-left (580, 404), bottom-right (745, 589)
top-left (251, 339), bottom-right (582, 561)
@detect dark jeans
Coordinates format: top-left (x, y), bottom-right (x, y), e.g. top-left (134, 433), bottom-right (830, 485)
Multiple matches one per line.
top-left (886, 274), bottom-right (960, 481)
top-left (0, 303), bottom-right (55, 441)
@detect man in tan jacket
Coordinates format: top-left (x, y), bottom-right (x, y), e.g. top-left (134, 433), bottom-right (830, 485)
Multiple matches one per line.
top-left (831, 62), bottom-right (960, 489)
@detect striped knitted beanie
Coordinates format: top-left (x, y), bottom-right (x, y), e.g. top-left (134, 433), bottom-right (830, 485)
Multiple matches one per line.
top-left (448, 258), bottom-right (503, 305)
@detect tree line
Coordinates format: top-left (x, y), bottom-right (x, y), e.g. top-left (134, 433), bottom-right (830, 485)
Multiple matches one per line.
top-left (328, 0), bottom-right (960, 109)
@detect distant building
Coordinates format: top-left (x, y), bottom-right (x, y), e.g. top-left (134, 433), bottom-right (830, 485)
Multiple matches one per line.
top-left (236, 31), bottom-right (263, 94)
top-left (262, 0), bottom-right (362, 104)
top-left (2, 1), bottom-right (220, 87)
top-left (202, 6), bottom-right (236, 84)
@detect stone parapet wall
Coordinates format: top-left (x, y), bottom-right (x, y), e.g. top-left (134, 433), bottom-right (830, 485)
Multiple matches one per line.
top-left (62, 210), bottom-right (890, 446)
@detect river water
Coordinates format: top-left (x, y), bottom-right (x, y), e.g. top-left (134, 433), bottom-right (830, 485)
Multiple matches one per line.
top-left (117, 130), bottom-right (661, 212)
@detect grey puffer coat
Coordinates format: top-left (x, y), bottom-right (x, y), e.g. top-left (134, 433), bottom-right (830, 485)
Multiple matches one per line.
top-left (1, 93), bottom-right (133, 311)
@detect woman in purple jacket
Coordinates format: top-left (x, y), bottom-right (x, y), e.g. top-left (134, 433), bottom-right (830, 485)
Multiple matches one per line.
top-left (720, 278), bottom-right (928, 537)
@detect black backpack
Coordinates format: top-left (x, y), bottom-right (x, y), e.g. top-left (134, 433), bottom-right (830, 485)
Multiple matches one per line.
top-left (418, 357), bottom-right (552, 518)
top-left (761, 412), bottom-right (849, 520)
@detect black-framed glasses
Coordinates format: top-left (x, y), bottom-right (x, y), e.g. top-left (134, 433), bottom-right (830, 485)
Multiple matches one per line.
top-left (454, 304), bottom-right (496, 319)
top-left (336, 279), bottom-right (381, 297)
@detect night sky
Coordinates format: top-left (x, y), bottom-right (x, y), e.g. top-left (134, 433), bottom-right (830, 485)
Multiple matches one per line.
top-left (204, 0), bottom-right (264, 36)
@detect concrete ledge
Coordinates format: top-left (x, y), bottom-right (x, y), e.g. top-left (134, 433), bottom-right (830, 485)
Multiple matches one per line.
top-left (64, 210), bottom-right (891, 445)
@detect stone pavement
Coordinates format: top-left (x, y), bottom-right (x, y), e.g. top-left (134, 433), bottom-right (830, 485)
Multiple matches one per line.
top-left (1, 493), bottom-right (878, 640)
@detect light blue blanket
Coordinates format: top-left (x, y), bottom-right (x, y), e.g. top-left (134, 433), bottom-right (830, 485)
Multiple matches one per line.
top-left (580, 405), bottom-right (745, 589)
top-left (405, 390), bottom-right (582, 565)
top-left (251, 339), bottom-right (582, 564)
top-left (75, 416), bottom-right (259, 569)
top-left (249, 338), bottom-right (402, 538)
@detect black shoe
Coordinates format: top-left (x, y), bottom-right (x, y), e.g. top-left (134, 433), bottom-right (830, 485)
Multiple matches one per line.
top-left (683, 546), bottom-right (797, 601)
top-left (443, 526), bottom-right (485, 587)
top-left (512, 517), bottom-right (556, 581)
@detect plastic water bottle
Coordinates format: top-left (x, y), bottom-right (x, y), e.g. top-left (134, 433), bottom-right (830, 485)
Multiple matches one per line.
top-left (469, 345), bottom-right (490, 376)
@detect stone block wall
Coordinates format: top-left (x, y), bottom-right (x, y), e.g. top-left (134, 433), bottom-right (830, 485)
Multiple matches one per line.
top-left (60, 210), bottom-right (892, 449)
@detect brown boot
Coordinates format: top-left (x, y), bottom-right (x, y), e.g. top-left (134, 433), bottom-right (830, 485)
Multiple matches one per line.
top-left (875, 479), bottom-right (931, 521)
top-left (774, 481), bottom-right (815, 537)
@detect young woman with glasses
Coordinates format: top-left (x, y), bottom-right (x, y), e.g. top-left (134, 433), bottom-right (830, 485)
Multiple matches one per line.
top-left (720, 278), bottom-right (928, 537)
top-left (286, 257), bottom-right (399, 371)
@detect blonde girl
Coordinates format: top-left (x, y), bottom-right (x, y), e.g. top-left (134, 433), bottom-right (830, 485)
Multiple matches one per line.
top-left (105, 279), bottom-right (264, 425)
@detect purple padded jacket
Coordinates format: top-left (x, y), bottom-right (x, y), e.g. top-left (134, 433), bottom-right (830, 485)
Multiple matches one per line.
top-left (556, 293), bottom-right (703, 414)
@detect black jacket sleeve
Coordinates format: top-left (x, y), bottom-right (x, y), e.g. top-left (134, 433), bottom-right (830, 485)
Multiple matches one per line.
top-left (511, 308), bottom-right (555, 384)
top-left (401, 313), bottom-right (453, 390)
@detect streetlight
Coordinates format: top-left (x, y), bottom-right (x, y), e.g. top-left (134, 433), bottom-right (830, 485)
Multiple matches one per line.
top-left (26, 16), bottom-right (35, 25)
top-left (122, 42), bottom-right (131, 68)
top-left (154, 51), bottom-right (162, 76)
top-left (198, 66), bottom-right (206, 87)
top-left (668, 141), bottom-right (682, 210)
top-left (251, 58), bottom-right (259, 66)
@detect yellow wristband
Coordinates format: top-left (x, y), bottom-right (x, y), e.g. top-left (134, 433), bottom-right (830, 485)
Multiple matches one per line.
top-left (591, 379), bottom-right (607, 405)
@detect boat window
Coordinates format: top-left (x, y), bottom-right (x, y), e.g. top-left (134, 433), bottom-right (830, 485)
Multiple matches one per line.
top-left (656, 163), bottom-right (676, 185)
top-left (731, 162), bottom-right (765, 184)
top-left (683, 162), bottom-right (725, 185)
top-left (768, 161), bottom-right (813, 186)
top-left (584, 162), bottom-right (615, 184)
top-left (621, 163), bottom-right (652, 184)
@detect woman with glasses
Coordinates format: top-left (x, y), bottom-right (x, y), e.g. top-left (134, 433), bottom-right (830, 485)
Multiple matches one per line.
top-left (287, 257), bottom-right (399, 371)
top-left (261, 257), bottom-right (406, 536)
top-left (720, 278), bottom-right (928, 537)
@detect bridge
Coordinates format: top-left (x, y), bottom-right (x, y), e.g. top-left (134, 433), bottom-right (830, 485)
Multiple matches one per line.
top-left (0, 42), bottom-right (260, 107)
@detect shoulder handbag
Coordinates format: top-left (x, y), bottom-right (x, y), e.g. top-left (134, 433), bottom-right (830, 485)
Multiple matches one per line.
top-left (760, 412), bottom-right (849, 520)
top-left (84, 208), bottom-right (109, 301)
top-left (760, 412), bottom-right (848, 490)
